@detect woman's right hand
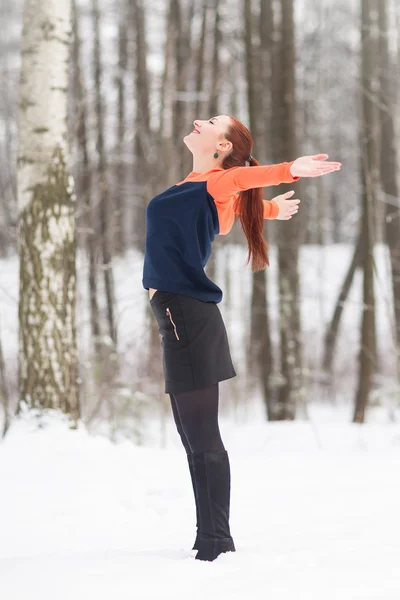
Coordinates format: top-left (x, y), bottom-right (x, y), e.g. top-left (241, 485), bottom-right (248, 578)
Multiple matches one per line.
top-left (272, 190), bottom-right (300, 220)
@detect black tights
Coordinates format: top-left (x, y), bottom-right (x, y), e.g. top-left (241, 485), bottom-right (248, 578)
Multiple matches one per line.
top-left (169, 383), bottom-right (225, 454)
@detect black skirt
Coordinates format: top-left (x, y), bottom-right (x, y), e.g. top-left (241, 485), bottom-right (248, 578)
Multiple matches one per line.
top-left (149, 290), bottom-right (237, 394)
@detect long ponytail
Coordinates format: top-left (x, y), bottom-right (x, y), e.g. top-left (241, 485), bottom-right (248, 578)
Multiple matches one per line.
top-left (222, 118), bottom-right (269, 271)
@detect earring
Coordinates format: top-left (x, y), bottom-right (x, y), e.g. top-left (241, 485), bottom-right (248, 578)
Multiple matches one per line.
top-left (213, 152), bottom-right (219, 159)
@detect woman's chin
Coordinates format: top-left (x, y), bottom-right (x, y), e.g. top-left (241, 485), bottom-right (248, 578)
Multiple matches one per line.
top-left (183, 137), bottom-right (194, 152)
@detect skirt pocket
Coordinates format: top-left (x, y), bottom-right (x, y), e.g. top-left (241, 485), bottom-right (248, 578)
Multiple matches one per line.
top-left (166, 306), bottom-right (180, 340)
top-left (150, 295), bottom-right (187, 346)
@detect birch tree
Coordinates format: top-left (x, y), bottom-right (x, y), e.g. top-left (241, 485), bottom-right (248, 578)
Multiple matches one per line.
top-left (17, 0), bottom-right (79, 420)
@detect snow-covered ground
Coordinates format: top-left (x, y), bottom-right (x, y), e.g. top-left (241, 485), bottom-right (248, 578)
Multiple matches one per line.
top-left (0, 404), bottom-right (399, 600)
top-left (1, 243), bottom-right (400, 598)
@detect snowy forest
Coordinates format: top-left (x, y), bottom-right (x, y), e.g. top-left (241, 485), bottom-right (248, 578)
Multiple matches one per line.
top-left (0, 0), bottom-right (399, 593)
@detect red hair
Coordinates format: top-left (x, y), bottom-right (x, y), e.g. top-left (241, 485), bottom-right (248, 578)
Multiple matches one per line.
top-left (222, 116), bottom-right (269, 270)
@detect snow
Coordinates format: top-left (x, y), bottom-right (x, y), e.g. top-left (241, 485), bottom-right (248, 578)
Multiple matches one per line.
top-left (0, 403), bottom-right (399, 599)
top-left (1, 242), bottom-right (400, 597)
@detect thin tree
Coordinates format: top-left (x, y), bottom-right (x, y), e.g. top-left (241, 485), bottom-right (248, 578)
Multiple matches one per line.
top-left (92, 0), bottom-right (117, 346)
top-left (71, 0), bottom-right (102, 358)
top-left (115, 13), bottom-right (128, 255)
top-left (208, 0), bottom-right (221, 119)
top-left (194, 0), bottom-right (207, 118)
top-left (378, 0), bottom-right (400, 367)
top-left (205, 0), bottom-right (222, 287)
top-left (0, 318), bottom-right (10, 436)
top-left (353, 0), bottom-right (379, 423)
top-left (0, 0), bottom-right (19, 256)
top-left (257, 0), bottom-right (276, 418)
top-left (16, 0), bottom-right (79, 420)
top-left (131, 0), bottom-right (153, 255)
top-left (322, 230), bottom-right (363, 373)
top-left (259, 0), bottom-right (274, 156)
top-left (244, 0), bottom-right (273, 410)
top-left (172, 0), bottom-right (196, 180)
top-left (272, 0), bottom-right (304, 420)
top-left (158, 0), bottom-right (175, 149)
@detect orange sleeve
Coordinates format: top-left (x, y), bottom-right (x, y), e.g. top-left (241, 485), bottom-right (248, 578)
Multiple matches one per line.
top-left (233, 195), bottom-right (280, 219)
top-left (263, 199), bottom-right (279, 219)
top-left (207, 160), bottom-right (299, 205)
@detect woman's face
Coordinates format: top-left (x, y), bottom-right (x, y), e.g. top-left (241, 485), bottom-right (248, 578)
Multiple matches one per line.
top-left (183, 115), bottom-right (233, 157)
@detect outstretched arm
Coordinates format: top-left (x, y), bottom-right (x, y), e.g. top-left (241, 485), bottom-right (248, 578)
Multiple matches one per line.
top-left (208, 161), bottom-right (300, 201)
top-left (208, 154), bottom-right (341, 204)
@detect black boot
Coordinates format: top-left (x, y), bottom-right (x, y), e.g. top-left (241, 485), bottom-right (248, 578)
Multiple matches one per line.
top-left (191, 450), bottom-right (236, 561)
top-left (187, 453), bottom-right (200, 550)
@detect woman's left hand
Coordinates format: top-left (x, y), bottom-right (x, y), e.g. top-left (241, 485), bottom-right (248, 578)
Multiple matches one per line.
top-left (290, 154), bottom-right (341, 177)
top-left (271, 190), bottom-right (300, 220)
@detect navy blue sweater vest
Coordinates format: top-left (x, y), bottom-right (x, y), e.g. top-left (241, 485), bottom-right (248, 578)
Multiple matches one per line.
top-left (142, 180), bottom-right (223, 303)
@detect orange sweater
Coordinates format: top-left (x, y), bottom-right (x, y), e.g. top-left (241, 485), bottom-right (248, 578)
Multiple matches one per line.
top-left (176, 160), bottom-right (300, 235)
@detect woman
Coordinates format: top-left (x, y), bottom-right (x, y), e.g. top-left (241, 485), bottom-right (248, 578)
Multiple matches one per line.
top-left (142, 115), bottom-right (341, 561)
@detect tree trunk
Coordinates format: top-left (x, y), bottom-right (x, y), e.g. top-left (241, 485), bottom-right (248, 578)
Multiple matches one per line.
top-left (17, 0), bottom-right (79, 420)
top-left (322, 229), bottom-right (363, 373)
top-left (170, 0), bottom-right (196, 181)
top-left (72, 0), bottom-right (102, 356)
top-left (92, 0), bottom-right (117, 347)
top-left (272, 0), bottom-right (304, 420)
top-left (195, 0), bottom-right (207, 118)
top-left (244, 0), bottom-right (273, 409)
top-left (0, 318), bottom-right (10, 436)
top-left (131, 0), bottom-right (154, 255)
top-left (260, 0), bottom-right (274, 159)
top-left (208, 0), bottom-right (221, 118)
top-left (378, 0), bottom-right (400, 368)
top-left (0, 61), bottom-right (16, 256)
top-left (353, 0), bottom-right (379, 424)
top-left (115, 14), bottom-right (128, 255)
top-left (158, 0), bottom-right (175, 144)
top-left (258, 0), bottom-right (276, 419)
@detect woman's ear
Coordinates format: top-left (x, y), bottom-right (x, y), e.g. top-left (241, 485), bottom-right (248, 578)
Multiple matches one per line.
top-left (217, 139), bottom-right (233, 153)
